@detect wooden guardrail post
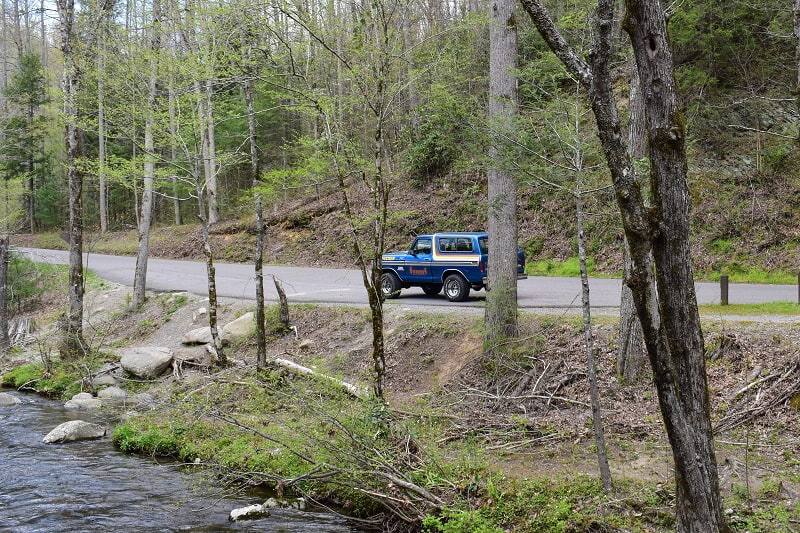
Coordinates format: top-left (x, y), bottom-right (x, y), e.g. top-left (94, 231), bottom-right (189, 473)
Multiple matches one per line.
top-left (720, 275), bottom-right (729, 306)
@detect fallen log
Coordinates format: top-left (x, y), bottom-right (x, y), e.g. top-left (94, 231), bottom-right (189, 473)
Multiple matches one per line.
top-left (270, 358), bottom-right (368, 399)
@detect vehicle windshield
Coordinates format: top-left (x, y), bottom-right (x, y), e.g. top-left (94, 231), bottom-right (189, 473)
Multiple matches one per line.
top-left (479, 236), bottom-right (488, 254)
top-left (411, 238), bottom-right (432, 254)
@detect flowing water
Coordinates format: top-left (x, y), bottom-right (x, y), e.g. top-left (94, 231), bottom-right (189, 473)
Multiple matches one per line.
top-left (0, 391), bottom-right (355, 532)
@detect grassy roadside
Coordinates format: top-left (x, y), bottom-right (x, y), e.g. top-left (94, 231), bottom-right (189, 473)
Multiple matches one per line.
top-left (700, 301), bottom-right (800, 316)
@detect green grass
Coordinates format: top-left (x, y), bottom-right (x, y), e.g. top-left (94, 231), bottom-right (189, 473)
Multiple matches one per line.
top-left (700, 266), bottom-right (797, 285)
top-left (700, 301), bottom-right (800, 316)
top-left (0, 363), bottom-right (83, 399)
top-left (525, 257), bottom-right (607, 278)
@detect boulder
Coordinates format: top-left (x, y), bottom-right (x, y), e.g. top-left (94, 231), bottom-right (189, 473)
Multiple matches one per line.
top-left (192, 307), bottom-right (207, 323)
top-left (120, 346), bottom-right (173, 379)
top-left (229, 504), bottom-right (270, 522)
top-left (64, 392), bottom-right (102, 410)
top-left (91, 374), bottom-right (118, 388)
top-left (0, 392), bottom-right (21, 406)
top-left (173, 347), bottom-right (214, 367)
top-left (132, 393), bottom-right (156, 408)
top-left (97, 386), bottom-right (127, 401)
top-left (182, 327), bottom-right (213, 345)
top-left (222, 312), bottom-right (256, 343)
top-left (43, 420), bottom-right (106, 443)
top-left (298, 339), bottom-right (314, 350)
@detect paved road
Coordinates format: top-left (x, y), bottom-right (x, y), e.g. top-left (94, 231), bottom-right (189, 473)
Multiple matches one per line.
top-left (15, 247), bottom-right (797, 310)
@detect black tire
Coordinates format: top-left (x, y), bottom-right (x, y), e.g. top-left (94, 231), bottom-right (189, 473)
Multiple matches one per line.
top-left (421, 283), bottom-right (443, 296)
top-left (380, 272), bottom-right (402, 299)
top-left (443, 274), bottom-right (470, 302)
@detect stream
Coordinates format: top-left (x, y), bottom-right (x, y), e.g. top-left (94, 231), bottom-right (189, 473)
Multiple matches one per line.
top-left (0, 391), bottom-right (356, 532)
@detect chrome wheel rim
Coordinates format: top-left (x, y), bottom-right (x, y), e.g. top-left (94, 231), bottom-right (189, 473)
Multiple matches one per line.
top-left (445, 279), bottom-right (460, 299)
top-left (381, 277), bottom-right (393, 295)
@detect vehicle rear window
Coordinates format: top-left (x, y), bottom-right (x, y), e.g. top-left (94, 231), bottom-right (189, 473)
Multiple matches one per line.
top-left (438, 237), bottom-right (473, 252)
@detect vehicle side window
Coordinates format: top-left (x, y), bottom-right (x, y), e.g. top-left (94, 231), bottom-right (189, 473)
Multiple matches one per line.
top-left (438, 237), bottom-right (473, 252)
top-left (412, 238), bottom-right (432, 254)
top-left (479, 237), bottom-right (488, 254)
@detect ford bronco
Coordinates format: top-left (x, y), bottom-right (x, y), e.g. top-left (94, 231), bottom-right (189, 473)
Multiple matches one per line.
top-left (380, 232), bottom-right (526, 302)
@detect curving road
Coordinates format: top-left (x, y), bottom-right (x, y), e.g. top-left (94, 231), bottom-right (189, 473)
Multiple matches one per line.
top-left (15, 247), bottom-right (797, 311)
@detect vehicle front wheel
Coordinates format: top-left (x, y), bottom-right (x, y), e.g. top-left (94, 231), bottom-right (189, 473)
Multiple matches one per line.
top-left (380, 272), bottom-right (402, 300)
top-left (421, 283), bottom-right (442, 296)
top-left (443, 274), bottom-right (470, 302)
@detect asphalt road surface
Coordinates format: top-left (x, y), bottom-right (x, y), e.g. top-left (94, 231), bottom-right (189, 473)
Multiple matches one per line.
top-left (15, 247), bottom-right (797, 310)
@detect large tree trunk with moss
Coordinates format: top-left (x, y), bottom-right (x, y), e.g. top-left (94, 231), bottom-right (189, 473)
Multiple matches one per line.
top-left (617, 66), bottom-right (648, 382)
top-left (57, 0), bottom-right (85, 359)
top-left (484, 0), bottom-right (519, 352)
top-left (520, 0), bottom-right (727, 530)
top-left (133, 0), bottom-right (161, 308)
top-left (0, 237), bottom-right (10, 355)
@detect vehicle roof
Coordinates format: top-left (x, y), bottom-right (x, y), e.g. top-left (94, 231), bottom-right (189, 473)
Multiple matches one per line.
top-left (415, 232), bottom-right (488, 239)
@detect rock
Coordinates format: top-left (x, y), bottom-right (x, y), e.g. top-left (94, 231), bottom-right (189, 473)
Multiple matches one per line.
top-left (222, 312), bottom-right (255, 343)
top-left (229, 504), bottom-right (270, 522)
top-left (0, 392), bottom-right (21, 406)
top-left (120, 346), bottom-right (173, 379)
top-left (97, 386), bottom-right (127, 401)
top-left (298, 339), bottom-right (314, 350)
top-left (64, 392), bottom-right (102, 410)
top-left (132, 393), bottom-right (156, 408)
top-left (263, 497), bottom-right (280, 509)
top-left (291, 498), bottom-right (307, 511)
top-left (43, 420), bottom-right (106, 443)
top-left (173, 347), bottom-right (214, 367)
top-left (192, 307), bottom-right (207, 322)
top-left (91, 374), bottom-right (118, 387)
top-left (182, 327), bottom-right (213, 345)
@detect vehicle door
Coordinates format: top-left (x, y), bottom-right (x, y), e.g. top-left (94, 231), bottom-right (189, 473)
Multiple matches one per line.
top-left (405, 237), bottom-right (434, 282)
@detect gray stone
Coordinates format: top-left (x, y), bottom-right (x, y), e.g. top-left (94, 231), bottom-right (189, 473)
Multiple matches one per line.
top-left (65, 392), bottom-right (102, 410)
top-left (132, 393), bottom-right (156, 407)
top-left (298, 339), bottom-right (314, 350)
top-left (43, 420), bottom-right (106, 443)
top-left (222, 312), bottom-right (255, 343)
top-left (0, 392), bottom-right (21, 406)
top-left (97, 386), bottom-right (127, 401)
top-left (173, 347), bottom-right (214, 367)
top-left (182, 327), bottom-right (213, 345)
top-left (229, 504), bottom-right (270, 522)
top-left (192, 307), bottom-right (207, 322)
top-left (91, 374), bottom-right (118, 387)
top-left (120, 346), bottom-right (173, 379)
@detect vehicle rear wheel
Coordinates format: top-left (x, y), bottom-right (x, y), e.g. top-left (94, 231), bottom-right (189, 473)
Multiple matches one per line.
top-left (380, 272), bottom-right (402, 299)
top-left (443, 274), bottom-right (470, 302)
top-left (421, 284), bottom-right (442, 296)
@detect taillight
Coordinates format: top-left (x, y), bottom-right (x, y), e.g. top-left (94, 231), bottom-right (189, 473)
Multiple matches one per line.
top-left (479, 260), bottom-right (485, 272)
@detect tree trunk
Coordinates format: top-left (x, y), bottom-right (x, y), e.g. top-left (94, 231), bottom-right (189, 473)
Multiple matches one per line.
top-left (617, 66), bottom-right (648, 382)
top-left (57, 0), bottom-right (86, 359)
top-left (133, 0), bottom-right (161, 308)
top-left (0, 237), bottom-right (10, 355)
top-left (273, 276), bottom-right (290, 330)
top-left (520, 0), bottom-right (727, 530)
top-left (576, 193), bottom-right (612, 492)
top-left (484, 0), bottom-right (519, 351)
top-left (98, 40), bottom-right (108, 233)
top-left (794, 0), bottom-right (800, 141)
top-left (245, 76), bottom-right (267, 369)
top-left (168, 80), bottom-right (181, 224)
top-left (204, 80), bottom-right (219, 224)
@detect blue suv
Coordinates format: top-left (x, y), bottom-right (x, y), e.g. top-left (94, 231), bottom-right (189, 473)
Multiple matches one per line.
top-left (380, 232), bottom-right (526, 302)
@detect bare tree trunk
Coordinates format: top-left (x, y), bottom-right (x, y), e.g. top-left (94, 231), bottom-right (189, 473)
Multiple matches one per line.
top-left (795, 0), bottom-right (800, 141)
top-left (484, 0), bottom-right (519, 351)
top-left (245, 76), bottom-right (267, 369)
top-left (133, 0), bottom-right (161, 308)
top-left (617, 66), bottom-right (648, 382)
top-left (273, 275), bottom-right (289, 330)
top-left (57, 0), bottom-right (86, 358)
top-left (168, 79), bottom-right (181, 224)
top-left (205, 80), bottom-right (219, 224)
top-left (39, 0), bottom-right (46, 66)
top-left (576, 193), bottom-right (612, 492)
top-left (98, 35), bottom-right (108, 233)
top-left (520, 0), bottom-right (727, 530)
top-left (194, 168), bottom-right (225, 366)
top-left (0, 237), bottom-right (10, 355)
